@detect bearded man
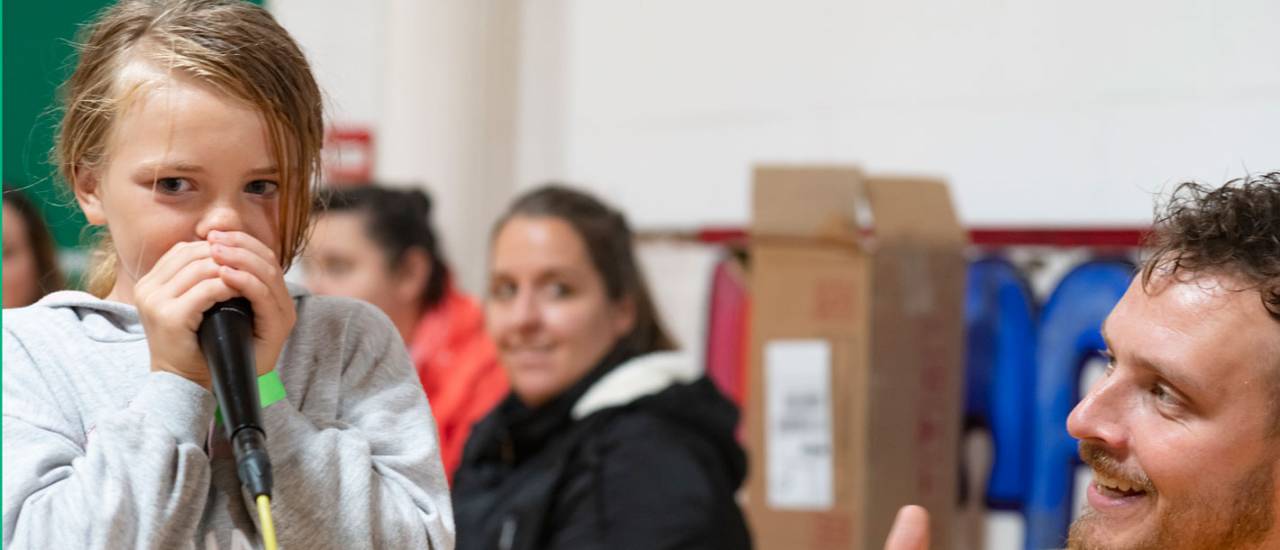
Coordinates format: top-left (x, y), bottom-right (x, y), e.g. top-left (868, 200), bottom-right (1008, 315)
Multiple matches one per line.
top-left (886, 172), bottom-right (1280, 550)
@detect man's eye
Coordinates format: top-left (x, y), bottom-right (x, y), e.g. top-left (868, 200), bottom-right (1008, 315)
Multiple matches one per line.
top-left (245, 180), bottom-right (279, 196)
top-left (1101, 351), bottom-right (1117, 375)
top-left (155, 178), bottom-right (192, 194)
top-left (1152, 384), bottom-right (1179, 406)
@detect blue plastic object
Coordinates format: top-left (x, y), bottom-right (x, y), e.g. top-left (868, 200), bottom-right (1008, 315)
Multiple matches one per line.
top-left (1024, 261), bottom-right (1134, 549)
top-left (963, 258), bottom-right (1038, 511)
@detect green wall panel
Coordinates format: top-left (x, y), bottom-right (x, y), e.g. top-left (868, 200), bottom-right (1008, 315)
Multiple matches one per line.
top-left (3, 0), bottom-right (266, 253)
top-left (4, 0), bottom-right (109, 250)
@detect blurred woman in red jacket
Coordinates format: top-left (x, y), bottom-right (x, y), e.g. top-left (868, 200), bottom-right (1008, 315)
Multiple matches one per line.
top-left (304, 184), bottom-right (507, 479)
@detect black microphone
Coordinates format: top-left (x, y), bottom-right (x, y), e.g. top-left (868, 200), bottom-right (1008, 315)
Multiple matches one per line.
top-left (198, 297), bottom-right (273, 498)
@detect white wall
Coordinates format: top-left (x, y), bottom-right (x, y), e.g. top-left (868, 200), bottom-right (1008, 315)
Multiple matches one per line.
top-left (539, 0), bottom-right (1280, 228)
top-left (271, 0), bottom-right (1280, 288)
top-left (268, 0), bottom-right (386, 129)
top-left (263, 7), bottom-right (1279, 548)
top-left (376, 0), bottom-right (520, 295)
top-left (270, 0), bottom-right (519, 294)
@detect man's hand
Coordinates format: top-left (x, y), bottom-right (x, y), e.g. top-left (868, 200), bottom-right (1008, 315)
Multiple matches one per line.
top-left (884, 505), bottom-right (930, 550)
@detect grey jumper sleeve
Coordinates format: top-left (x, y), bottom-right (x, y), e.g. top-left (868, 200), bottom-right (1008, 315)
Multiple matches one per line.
top-left (3, 325), bottom-right (218, 549)
top-left (252, 300), bottom-right (454, 549)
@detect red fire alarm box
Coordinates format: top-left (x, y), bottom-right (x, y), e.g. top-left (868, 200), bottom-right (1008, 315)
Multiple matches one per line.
top-left (324, 125), bottom-right (374, 185)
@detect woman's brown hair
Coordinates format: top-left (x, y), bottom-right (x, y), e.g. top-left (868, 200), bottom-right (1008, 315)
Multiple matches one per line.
top-left (55, 0), bottom-right (324, 297)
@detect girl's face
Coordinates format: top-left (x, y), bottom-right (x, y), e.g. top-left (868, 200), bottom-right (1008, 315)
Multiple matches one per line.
top-left (485, 216), bottom-right (635, 408)
top-left (304, 210), bottom-right (419, 321)
top-left (2, 203), bottom-right (41, 308)
top-left (76, 67), bottom-right (282, 304)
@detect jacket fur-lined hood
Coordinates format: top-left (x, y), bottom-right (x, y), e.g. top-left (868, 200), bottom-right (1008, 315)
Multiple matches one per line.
top-left (571, 351), bottom-right (701, 420)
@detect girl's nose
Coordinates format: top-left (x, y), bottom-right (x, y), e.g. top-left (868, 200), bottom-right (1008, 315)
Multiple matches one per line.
top-left (510, 290), bottom-right (541, 332)
top-left (196, 204), bottom-right (245, 239)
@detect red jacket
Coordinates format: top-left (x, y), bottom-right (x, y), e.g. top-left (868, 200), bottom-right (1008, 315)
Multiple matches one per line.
top-left (409, 288), bottom-right (507, 480)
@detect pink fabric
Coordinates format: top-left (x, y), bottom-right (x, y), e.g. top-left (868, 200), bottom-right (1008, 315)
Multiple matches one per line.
top-left (408, 287), bottom-right (508, 481)
top-left (704, 259), bottom-right (748, 408)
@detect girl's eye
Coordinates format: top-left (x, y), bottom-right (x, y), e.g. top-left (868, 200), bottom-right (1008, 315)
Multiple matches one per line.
top-left (245, 180), bottom-right (279, 196)
top-left (546, 282), bottom-right (572, 299)
top-left (155, 177), bottom-right (192, 194)
top-left (490, 281), bottom-right (516, 301)
top-left (324, 257), bottom-right (353, 277)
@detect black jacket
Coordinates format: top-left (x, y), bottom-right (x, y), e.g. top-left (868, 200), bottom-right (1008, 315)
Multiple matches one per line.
top-left (452, 351), bottom-right (751, 550)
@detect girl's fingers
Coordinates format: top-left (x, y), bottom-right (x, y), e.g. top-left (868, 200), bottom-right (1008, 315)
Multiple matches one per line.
top-left (168, 276), bottom-right (239, 332)
top-left (211, 243), bottom-right (292, 317)
top-left (209, 230), bottom-right (291, 308)
top-left (208, 230), bottom-right (278, 266)
top-left (206, 233), bottom-right (296, 375)
top-left (138, 241), bottom-right (213, 290)
top-left (211, 242), bottom-right (279, 287)
top-left (218, 266), bottom-right (292, 337)
top-left (217, 265), bottom-right (272, 310)
top-left (136, 243), bottom-right (217, 320)
top-left (153, 257), bottom-right (222, 301)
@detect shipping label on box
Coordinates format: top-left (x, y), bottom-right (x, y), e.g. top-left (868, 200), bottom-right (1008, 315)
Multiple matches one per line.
top-left (765, 339), bottom-right (835, 510)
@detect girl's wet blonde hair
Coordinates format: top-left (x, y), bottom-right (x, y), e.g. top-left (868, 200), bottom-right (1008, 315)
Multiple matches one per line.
top-left (55, 0), bottom-right (323, 297)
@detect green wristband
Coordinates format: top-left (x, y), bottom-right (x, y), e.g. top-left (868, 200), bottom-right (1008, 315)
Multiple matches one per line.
top-left (256, 370), bottom-right (287, 409)
top-left (215, 371), bottom-right (287, 424)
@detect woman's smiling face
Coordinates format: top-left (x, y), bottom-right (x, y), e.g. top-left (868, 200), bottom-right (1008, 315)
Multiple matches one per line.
top-left (485, 215), bottom-right (635, 408)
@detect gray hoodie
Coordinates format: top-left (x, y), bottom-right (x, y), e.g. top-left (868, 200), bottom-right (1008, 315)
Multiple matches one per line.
top-left (2, 285), bottom-right (455, 549)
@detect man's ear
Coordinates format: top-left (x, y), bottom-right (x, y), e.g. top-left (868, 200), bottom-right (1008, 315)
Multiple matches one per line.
top-left (73, 167), bottom-right (107, 226)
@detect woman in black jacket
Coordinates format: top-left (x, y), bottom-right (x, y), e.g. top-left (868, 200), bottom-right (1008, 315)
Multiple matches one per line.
top-left (453, 185), bottom-right (751, 550)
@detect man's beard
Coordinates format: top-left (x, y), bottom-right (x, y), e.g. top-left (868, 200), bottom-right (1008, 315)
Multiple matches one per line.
top-left (1067, 442), bottom-right (1275, 550)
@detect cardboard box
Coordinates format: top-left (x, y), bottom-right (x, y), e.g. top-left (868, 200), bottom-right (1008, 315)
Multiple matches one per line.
top-left (746, 166), bottom-right (966, 549)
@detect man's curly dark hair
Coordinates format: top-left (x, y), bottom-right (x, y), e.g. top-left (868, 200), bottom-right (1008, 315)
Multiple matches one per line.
top-left (1141, 172), bottom-right (1280, 321)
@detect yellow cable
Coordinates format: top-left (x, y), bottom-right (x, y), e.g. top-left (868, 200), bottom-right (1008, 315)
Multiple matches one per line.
top-left (256, 494), bottom-right (279, 550)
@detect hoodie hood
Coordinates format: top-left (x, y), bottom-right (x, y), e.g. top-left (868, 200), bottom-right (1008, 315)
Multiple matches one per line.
top-left (27, 283), bottom-right (311, 343)
top-left (571, 351), bottom-right (701, 420)
top-left (574, 351), bottom-right (747, 488)
top-left (453, 350), bottom-right (752, 549)
top-left (464, 350), bottom-right (746, 486)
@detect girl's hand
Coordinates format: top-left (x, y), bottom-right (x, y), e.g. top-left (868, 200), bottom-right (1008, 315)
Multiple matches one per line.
top-left (207, 230), bottom-right (296, 379)
top-left (135, 241), bottom-right (238, 389)
top-left (135, 232), bottom-right (295, 390)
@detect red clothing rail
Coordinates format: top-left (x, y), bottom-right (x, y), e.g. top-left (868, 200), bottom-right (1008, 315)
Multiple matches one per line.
top-left (687, 227), bottom-right (1149, 248)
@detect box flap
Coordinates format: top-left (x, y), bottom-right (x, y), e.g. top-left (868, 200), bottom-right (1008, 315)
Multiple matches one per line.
top-left (865, 176), bottom-right (966, 245)
top-left (753, 167), bottom-right (966, 246)
top-left (751, 165), bottom-right (868, 242)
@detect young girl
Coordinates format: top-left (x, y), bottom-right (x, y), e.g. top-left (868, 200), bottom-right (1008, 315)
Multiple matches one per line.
top-left (2, 1), bottom-right (453, 548)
